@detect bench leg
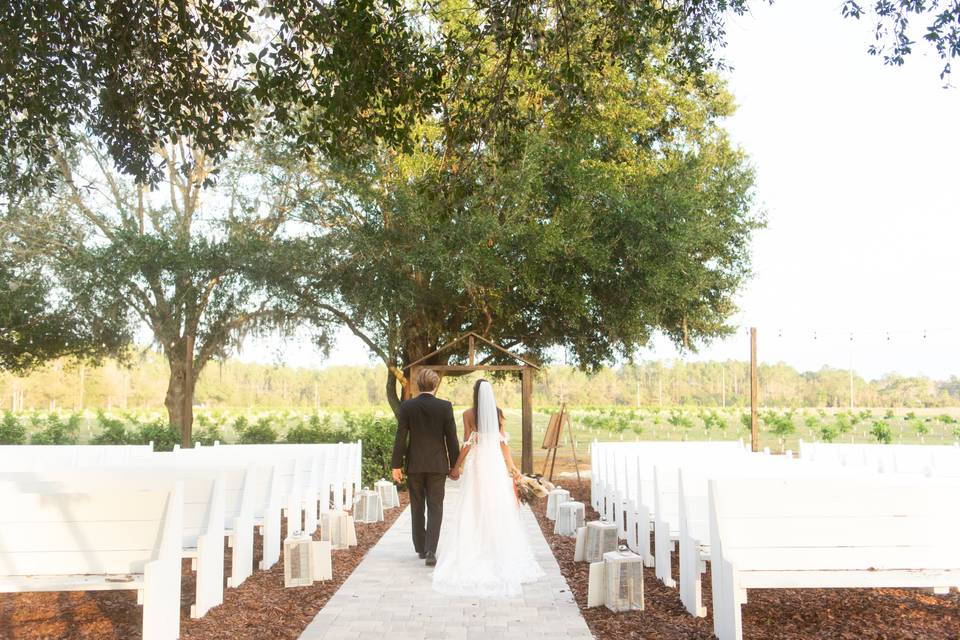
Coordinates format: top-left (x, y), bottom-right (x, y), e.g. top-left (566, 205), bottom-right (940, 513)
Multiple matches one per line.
top-left (654, 520), bottom-right (676, 587)
top-left (680, 536), bottom-right (707, 617)
top-left (192, 532), bottom-right (225, 618)
top-left (143, 556), bottom-right (181, 640)
top-left (637, 505), bottom-right (654, 567)
top-left (625, 502), bottom-right (640, 555)
top-left (227, 517), bottom-right (254, 589)
top-left (304, 494), bottom-right (318, 534)
top-left (261, 503), bottom-right (282, 570)
top-left (713, 559), bottom-right (744, 640)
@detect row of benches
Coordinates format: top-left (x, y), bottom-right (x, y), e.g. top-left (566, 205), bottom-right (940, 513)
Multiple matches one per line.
top-left (0, 441), bottom-right (363, 640)
top-left (591, 440), bottom-right (960, 640)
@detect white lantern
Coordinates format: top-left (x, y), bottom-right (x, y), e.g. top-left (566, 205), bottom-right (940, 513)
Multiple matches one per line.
top-left (320, 510), bottom-right (358, 550)
top-left (584, 520), bottom-right (619, 563)
top-left (554, 500), bottom-right (585, 537)
top-left (374, 479), bottom-right (400, 509)
top-left (602, 549), bottom-right (645, 612)
top-left (353, 489), bottom-right (384, 523)
top-left (283, 532), bottom-right (333, 588)
top-left (546, 487), bottom-right (570, 520)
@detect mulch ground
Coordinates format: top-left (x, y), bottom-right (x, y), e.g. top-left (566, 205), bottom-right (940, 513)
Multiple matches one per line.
top-left (532, 482), bottom-right (960, 640)
top-left (0, 492), bottom-right (409, 640)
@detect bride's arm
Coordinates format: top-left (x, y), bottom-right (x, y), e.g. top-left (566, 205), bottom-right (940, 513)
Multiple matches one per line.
top-left (451, 411), bottom-right (474, 477)
top-left (500, 433), bottom-right (521, 479)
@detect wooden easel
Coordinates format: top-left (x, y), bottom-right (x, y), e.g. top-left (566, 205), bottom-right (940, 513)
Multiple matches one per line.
top-left (541, 404), bottom-right (582, 487)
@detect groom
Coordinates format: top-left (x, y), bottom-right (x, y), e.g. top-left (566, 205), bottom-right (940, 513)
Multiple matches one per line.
top-left (391, 368), bottom-right (461, 566)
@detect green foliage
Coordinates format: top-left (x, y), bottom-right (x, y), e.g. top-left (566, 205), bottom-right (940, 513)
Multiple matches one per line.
top-left (0, 411), bottom-right (26, 444)
top-left (237, 416), bottom-right (278, 444)
top-left (870, 420), bottom-right (892, 444)
top-left (834, 413), bottom-right (852, 434)
top-left (819, 424), bottom-right (838, 443)
top-left (343, 413), bottom-right (395, 488)
top-left (884, 409), bottom-right (895, 419)
top-left (804, 414), bottom-right (821, 430)
top-left (668, 411), bottom-right (694, 430)
top-left (129, 418), bottom-right (180, 452)
top-left (90, 411), bottom-right (130, 445)
top-left (0, 228), bottom-right (130, 374)
top-left (272, 12), bottom-right (762, 415)
top-left (30, 413), bottom-right (80, 445)
top-left (954, 426), bottom-right (960, 441)
top-left (286, 414), bottom-right (332, 444)
top-left (841, 0), bottom-right (960, 79)
top-left (914, 420), bottom-right (930, 436)
top-left (192, 414), bottom-right (225, 446)
top-left (763, 410), bottom-right (795, 437)
top-left (936, 413), bottom-right (956, 425)
top-left (740, 412), bottom-right (752, 432)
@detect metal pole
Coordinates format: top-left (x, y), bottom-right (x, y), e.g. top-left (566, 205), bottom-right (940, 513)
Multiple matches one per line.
top-left (750, 328), bottom-right (759, 453)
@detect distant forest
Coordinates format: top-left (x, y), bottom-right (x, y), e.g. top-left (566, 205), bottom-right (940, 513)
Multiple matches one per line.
top-left (4, 352), bottom-right (960, 411)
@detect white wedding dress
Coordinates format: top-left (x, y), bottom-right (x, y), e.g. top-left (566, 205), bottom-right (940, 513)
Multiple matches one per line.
top-left (432, 381), bottom-right (544, 597)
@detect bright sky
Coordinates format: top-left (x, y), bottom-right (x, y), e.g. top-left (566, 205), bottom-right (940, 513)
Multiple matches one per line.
top-left (242, 0), bottom-right (960, 380)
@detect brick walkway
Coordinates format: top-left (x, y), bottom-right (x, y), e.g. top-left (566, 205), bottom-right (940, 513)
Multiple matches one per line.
top-left (300, 482), bottom-right (594, 640)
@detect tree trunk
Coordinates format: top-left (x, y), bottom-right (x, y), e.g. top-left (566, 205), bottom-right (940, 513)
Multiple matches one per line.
top-left (385, 369), bottom-right (402, 417)
top-left (164, 355), bottom-right (197, 447)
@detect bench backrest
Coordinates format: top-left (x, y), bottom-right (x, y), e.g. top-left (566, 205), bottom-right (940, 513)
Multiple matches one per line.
top-left (709, 476), bottom-right (960, 570)
top-left (0, 483), bottom-right (181, 577)
top-left (0, 469), bottom-right (220, 550)
top-left (594, 441), bottom-right (747, 513)
top-left (0, 444), bottom-right (154, 470)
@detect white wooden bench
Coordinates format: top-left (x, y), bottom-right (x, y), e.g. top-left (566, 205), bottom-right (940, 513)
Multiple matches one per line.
top-left (0, 468), bottom-right (227, 618)
top-left (0, 483), bottom-right (183, 640)
top-left (674, 457), bottom-right (854, 617)
top-left (708, 476), bottom-right (960, 640)
top-left (119, 456), bottom-right (271, 585)
top-left (591, 440), bottom-right (747, 566)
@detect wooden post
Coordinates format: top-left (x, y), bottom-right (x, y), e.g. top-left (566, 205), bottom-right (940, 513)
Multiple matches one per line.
top-left (182, 333), bottom-right (194, 449)
top-left (521, 366), bottom-right (533, 474)
top-left (750, 327), bottom-right (758, 453)
top-left (468, 335), bottom-right (475, 366)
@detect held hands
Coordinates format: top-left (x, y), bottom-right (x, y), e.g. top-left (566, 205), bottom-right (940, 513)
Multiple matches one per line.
top-left (392, 468), bottom-right (404, 483)
top-left (448, 468), bottom-right (461, 481)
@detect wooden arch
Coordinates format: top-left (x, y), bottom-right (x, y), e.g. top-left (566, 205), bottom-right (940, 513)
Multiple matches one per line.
top-left (402, 332), bottom-right (539, 474)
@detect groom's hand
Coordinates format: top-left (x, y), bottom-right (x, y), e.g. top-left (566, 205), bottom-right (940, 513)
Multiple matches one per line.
top-left (448, 468), bottom-right (460, 480)
top-left (392, 468), bottom-right (404, 483)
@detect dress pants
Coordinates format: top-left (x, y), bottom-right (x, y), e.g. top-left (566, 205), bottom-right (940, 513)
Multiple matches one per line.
top-left (406, 472), bottom-right (447, 554)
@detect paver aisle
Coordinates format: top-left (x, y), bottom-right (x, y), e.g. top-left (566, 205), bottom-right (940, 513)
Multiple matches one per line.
top-left (300, 482), bottom-right (594, 640)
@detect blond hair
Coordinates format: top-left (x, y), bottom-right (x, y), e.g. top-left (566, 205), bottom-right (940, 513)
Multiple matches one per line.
top-left (416, 368), bottom-right (440, 392)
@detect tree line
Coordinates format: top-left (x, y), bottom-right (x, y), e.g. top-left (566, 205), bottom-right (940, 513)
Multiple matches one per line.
top-left (5, 353), bottom-right (959, 411)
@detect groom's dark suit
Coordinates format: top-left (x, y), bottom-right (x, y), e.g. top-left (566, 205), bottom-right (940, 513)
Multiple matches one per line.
top-left (391, 392), bottom-right (460, 556)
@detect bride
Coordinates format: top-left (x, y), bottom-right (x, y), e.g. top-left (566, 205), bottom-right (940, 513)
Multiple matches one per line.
top-left (432, 379), bottom-right (544, 597)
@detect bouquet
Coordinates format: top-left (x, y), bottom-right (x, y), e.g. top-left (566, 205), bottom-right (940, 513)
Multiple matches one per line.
top-left (515, 473), bottom-right (550, 505)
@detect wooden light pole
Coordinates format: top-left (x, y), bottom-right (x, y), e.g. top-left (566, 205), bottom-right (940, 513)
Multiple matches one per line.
top-left (750, 327), bottom-right (759, 453)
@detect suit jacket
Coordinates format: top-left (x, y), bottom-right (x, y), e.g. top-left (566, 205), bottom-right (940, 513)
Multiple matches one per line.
top-left (391, 393), bottom-right (461, 474)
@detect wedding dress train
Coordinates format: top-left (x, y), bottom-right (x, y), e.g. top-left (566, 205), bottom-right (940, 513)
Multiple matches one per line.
top-left (432, 382), bottom-right (544, 597)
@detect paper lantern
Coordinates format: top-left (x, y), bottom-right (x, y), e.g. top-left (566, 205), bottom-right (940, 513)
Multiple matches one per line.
top-left (374, 479), bottom-right (400, 509)
top-left (283, 532), bottom-right (332, 588)
top-left (602, 549), bottom-right (645, 612)
top-left (584, 520), bottom-right (619, 563)
top-left (546, 487), bottom-right (570, 520)
top-left (554, 500), bottom-right (585, 537)
top-left (320, 510), bottom-right (357, 550)
top-left (353, 489), bottom-right (384, 524)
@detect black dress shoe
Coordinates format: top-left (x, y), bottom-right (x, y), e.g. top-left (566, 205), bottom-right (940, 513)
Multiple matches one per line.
top-left (418, 551), bottom-right (426, 559)
top-left (425, 552), bottom-right (437, 567)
